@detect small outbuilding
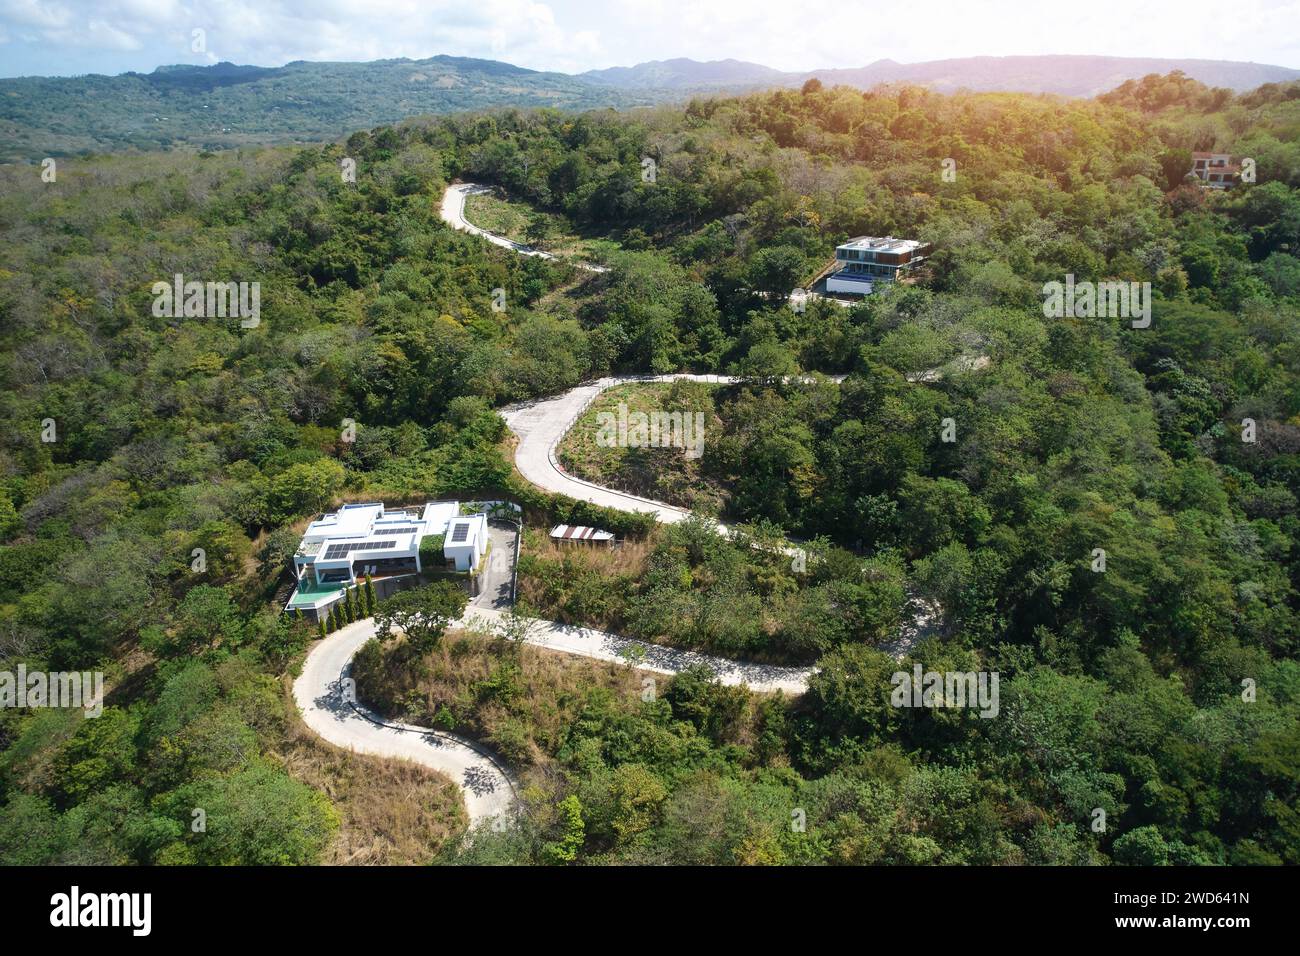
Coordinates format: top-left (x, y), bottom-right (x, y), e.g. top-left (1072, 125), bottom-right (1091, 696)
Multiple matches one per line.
top-left (550, 524), bottom-right (615, 547)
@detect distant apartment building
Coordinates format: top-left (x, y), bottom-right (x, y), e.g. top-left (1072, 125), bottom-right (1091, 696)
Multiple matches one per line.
top-left (1190, 152), bottom-right (1240, 189)
top-left (826, 236), bottom-right (932, 295)
top-left (286, 501), bottom-right (487, 621)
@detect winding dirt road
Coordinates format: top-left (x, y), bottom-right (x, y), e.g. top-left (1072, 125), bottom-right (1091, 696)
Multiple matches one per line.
top-left (294, 189), bottom-right (953, 830)
top-left (293, 515), bottom-right (813, 829)
top-left (293, 616), bottom-right (518, 828)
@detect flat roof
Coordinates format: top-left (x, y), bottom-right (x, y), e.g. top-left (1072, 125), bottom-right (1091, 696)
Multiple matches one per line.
top-left (837, 236), bottom-right (928, 253)
top-left (319, 532), bottom-right (423, 561)
top-left (421, 501), bottom-right (459, 530)
top-left (299, 501), bottom-right (465, 561)
top-left (303, 501), bottom-right (459, 542)
top-left (445, 515), bottom-right (484, 544)
top-left (304, 502), bottom-right (384, 539)
top-left (550, 524), bottom-right (614, 541)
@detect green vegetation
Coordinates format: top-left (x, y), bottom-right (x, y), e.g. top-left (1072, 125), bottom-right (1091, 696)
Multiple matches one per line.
top-left (0, 57), bottom-right (658, 164)
top-left (372, 581), bottom-right (467, 655)
top-left (2, 71), bottom-right (1300, 864)
top-left (0, 656), bottom-right (340, 864)
top-left (519, 517), bottom-right (907, 661)
top-left (463, 189), bottom-right (618, 261)
top-left (557, 380), bottom-right (726, 512)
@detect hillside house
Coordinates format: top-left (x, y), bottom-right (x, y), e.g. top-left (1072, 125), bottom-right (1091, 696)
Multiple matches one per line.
top-left (1190, 152), bottom-right (1240, 188)
top-left (286, 501), bottom-right (485, 621)
top-left (826, 236), bottom-right (932, 295)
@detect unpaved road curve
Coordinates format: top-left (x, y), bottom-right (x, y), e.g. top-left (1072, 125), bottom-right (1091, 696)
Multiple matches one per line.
top-left (293, 617), bottom-right (517, 828)
top-left (498, 372), bottom-right (938, 659)
top-left (467, 606), bottom-right (812, 695)
top-left (293, 558), bottom-right (812, 829)
top-left (441, 182), bottom-right (609, 272)
top-left (501, 375), bottom-right (714, 524)
top-left (500, 373), bottom-right (845, 528)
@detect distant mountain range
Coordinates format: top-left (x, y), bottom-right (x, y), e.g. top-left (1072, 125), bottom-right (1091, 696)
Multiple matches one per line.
top-left (3, 53), bottom-right (1297, 163)
top-left (578, 57), bottom-right (791, 90)
top-left (0, 55), bottom-right (659, 163)
top-left (579, 54), bottom-right (1300, 97)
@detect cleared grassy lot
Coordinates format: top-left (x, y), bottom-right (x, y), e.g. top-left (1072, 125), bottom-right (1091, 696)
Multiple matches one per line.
top-left (352, 625), bottom-right (654, 767)
top-left (464, 190), bottom-right (618, 261)
top-left (555, 381), bottom-right (728, 514)
top-left (278, 717), bottom-right (465, 865)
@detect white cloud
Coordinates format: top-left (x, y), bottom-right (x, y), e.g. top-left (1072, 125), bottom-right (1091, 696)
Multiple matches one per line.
top-left (0, 0), bottom-right (76, 29)
top-left (80, 17), bottom-right (141, 49)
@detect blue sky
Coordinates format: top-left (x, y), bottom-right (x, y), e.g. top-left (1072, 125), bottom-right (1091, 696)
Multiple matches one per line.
top-left (2, 0), bottom-right (1298, 79)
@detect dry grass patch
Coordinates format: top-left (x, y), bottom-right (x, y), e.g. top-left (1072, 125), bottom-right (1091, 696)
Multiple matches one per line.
top-left (275, 715), bottom-right (465, 866)
top-left (463, 190), bottom-right (612, 260)
top-left (353, 627), bottom-right (648, 768)
top-left (515, 530), bottom-right (652, 632)
top-left (523, 525), bottom-right (653, 574)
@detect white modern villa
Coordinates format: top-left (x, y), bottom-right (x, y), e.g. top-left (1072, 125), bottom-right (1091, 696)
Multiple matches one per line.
top-left (285, 501), bottom-right (487, 621)
top-left (826, 236), bottom-right (932, 295)
top-left (1190, 151), bottom-right (1241, 189)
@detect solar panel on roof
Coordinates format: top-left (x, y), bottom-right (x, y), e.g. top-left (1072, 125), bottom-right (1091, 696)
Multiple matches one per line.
top-left (374, 527), bottom-right (418, 535)
top-left (321, 540), bottom-right (398, 559)
top-left (450, 523), bottom-right (470, 543)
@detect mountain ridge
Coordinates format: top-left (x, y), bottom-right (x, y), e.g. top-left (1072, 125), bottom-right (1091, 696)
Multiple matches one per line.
top-left (579, 53), bottom-right (1300, 96)
top-left (3, 52), bottom-right (1297, 163)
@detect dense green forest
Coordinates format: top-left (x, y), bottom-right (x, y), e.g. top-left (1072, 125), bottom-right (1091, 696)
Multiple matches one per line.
top-left (2, 71), bottom-right (1299, 865)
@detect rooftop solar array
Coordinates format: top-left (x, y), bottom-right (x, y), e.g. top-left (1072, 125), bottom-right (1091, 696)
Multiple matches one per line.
top-left (373, 527), bottom-right (419, 535)
top-left (449, 523), bottom-right (470, 543)
top-left (321, 540), bottom-right (399, 560)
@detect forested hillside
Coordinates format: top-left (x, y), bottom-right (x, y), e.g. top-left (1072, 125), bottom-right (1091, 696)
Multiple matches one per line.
top-left (5, 52), bottom-right (1297, 164)
top-left (2, 72), bottom-right (1299, 865)
top-left (0, 56), bottom-right (658, 163)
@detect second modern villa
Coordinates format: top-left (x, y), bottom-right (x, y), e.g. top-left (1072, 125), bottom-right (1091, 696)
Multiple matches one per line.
top-left (1190, 151), bottom-right (1241, 188)
top-left (826, 236), bottom-right (932, 295)
top-left (285, 501), bottom-right (487, 621)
